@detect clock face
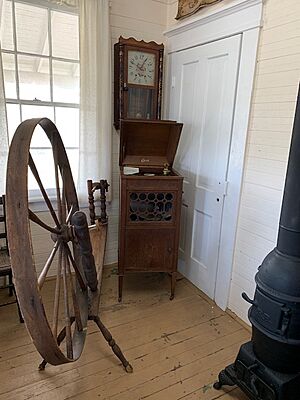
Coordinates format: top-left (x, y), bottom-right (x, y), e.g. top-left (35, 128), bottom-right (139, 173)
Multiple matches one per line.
top-left (127, 50), bottom-right (156, 86)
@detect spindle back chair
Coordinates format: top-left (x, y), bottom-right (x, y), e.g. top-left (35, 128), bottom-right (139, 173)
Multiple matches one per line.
top-left (0, 195), bottom-right (23, 322)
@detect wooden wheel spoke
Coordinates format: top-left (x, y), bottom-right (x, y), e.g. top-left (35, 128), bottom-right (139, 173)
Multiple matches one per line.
top-left (64, 247), bottom-right (83, 332)
top-left (64, 244), bottom-right (87, 291)
top-left (66, 205), bottom-right (74, 224)
top-left (62, 250), bottom-right (73, 359)
top-left (29, 209), bottom-right (60, 235)
top-left (53, 140), bottom-right (63, 225)
top-left (38, 241), bottom-right (61, 290)
top-left (52, 245), bottom-right (63, 338)
top-left (61, 179), bottom-right (67, 225)
top-left (29, 154), bottom-right (61, 228)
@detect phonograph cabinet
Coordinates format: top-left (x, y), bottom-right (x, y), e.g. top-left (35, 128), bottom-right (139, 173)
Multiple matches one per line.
top-left (118, 119), bottom-right (183, 301)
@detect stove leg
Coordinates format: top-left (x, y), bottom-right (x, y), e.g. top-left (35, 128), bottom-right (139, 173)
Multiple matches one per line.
top-left (213, 368), bottom-right (236, 390)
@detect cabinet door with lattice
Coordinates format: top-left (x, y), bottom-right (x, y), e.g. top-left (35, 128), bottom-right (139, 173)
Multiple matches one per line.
top-left (127, 191), bottom-right (176, 224)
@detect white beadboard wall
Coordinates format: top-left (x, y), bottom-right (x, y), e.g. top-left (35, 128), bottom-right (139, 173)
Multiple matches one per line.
top-left (228, 0), bottom-right (300, 323)
top-left (32, 0), bottom-right (168, 276)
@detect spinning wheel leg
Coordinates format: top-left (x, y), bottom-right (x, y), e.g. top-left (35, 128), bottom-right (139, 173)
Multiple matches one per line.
top-left (92, 316), bottom-right (133, 373)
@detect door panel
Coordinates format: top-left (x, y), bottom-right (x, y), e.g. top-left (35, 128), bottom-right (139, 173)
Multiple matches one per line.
top-left (176, 60), bottom-right (199, 182)
top-left (191, 209), bottom-right (211, 265)
top-left (169, 35), bottom-right (241, 298)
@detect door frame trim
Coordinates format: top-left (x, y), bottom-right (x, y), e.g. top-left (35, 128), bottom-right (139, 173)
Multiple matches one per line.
top-left (164, 0), bottom-right (263, 310)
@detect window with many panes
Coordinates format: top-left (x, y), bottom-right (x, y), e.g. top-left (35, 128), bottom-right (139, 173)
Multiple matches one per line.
top-left (1, 0), bottom-right (79, 197)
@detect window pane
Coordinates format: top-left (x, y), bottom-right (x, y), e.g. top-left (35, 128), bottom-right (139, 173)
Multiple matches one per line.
top-left (1, 0), bottom-right (14, 50)
top-left (53, 60), bottom-right (79, 103)
top-left (29, 149), bottom-right (78, 192)
top-left (28, 149), bottom-right (56, 191)
top-left (51, 11), bottom-right (79, 60)
top-left (18, 55), bottom-right (50, 101)
top-left (55, 107), bottom-right (79, 147)
top-left (6, 104), bottom-right (20, 142)
top-left (3, 4), bottom-right (80, 196)
top-left (2, 53), bottom-right (17, 99)
top-left (22, 104), bottom-right (54, 120)
top-left (15, 2), bottom-right (49, 55)
top-left (22, 105), bottom-right (54, 147)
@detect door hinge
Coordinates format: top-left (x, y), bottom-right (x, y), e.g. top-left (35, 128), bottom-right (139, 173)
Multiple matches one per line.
top-left (218, 180), bottom-right (229, 196)
top-left (171, 76), bottom-right (176, 88)
top-left (224, 180), bottom-right (229, 196)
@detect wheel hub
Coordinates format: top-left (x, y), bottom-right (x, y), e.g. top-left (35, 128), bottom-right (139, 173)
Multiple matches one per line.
top-left (51, 223), bottom-right (74, 243)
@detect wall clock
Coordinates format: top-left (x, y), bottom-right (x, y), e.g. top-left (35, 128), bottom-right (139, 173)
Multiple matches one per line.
top-left (114, 37), bottom-right (164, 129)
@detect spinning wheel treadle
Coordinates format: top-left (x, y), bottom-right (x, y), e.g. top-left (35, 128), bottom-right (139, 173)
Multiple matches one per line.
top-left (6, 117), bottom-right (132, 372)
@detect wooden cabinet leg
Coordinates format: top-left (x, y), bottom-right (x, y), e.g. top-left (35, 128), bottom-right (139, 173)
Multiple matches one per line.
top-left (170, 272), bottom-right (176, 300)
top-left (118, 275), bottom-right (124, 302)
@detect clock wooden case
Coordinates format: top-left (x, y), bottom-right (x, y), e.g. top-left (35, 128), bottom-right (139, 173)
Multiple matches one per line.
top-left (114, 37), bottom-right (164, 129)
top-left (118, 119), bottom-right (183, 301)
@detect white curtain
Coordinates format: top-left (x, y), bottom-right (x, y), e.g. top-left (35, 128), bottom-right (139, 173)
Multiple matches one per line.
top-left (0, 0), bottom-right (9, 195)
top-left (77, 0), bottom-right (112, 204)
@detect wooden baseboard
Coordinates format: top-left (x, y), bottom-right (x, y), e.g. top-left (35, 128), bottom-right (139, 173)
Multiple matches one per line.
top-left (104, 262), bottom-right (118, 269)
top-left (226, 308), bottom-right (251, 333)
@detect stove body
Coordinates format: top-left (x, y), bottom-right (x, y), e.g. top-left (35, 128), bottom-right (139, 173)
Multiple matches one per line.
top-left (215, 88), bottom-right (300, 399)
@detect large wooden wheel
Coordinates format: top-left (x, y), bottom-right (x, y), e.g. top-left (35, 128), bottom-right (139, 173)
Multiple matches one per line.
top-left (6, 118), bottom-right (91, 366)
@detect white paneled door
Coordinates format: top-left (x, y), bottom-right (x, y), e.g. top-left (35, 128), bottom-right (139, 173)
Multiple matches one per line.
top-left (168, 35), bottom-right (241, 299)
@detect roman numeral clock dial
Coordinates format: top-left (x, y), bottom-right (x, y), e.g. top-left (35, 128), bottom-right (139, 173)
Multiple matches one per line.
top-left (114, 37), bottom-right (164, 129)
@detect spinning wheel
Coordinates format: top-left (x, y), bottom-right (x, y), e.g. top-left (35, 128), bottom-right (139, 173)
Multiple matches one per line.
top-left (5, 118), bottom-right (132, 372)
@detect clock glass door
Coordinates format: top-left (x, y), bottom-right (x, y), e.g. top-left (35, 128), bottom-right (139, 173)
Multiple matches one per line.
top-left (127, 87), bottom-right (155, 119)
top-left (125, 49), bottom-right (157, 120)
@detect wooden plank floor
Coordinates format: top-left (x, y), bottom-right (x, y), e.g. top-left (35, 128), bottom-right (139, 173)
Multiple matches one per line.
top-left (0, 267), bottom-right (250, 400)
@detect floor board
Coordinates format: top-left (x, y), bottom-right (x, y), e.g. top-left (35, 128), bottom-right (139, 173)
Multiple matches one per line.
top-left (0, 267), bottom-right (250, 399)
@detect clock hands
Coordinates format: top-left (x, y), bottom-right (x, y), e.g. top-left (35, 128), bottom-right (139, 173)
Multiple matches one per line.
top-left (135, 57), bottom-right (148, 73)
top-left (140, 57), bottom-right (148, 70)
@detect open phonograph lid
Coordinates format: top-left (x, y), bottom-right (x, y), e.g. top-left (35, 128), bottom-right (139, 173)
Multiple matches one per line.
top-left (119, 119), bottom-right (183, 168)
